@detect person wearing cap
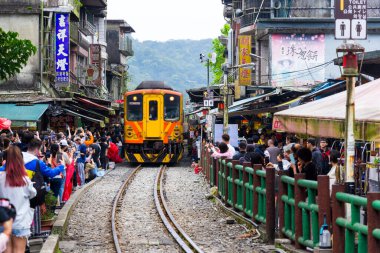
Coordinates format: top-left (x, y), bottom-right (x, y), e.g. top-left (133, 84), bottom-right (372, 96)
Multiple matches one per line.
top-left (307, 138), bottom-right (323, 175)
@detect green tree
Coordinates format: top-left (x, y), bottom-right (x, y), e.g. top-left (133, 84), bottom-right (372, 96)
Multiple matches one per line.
top-left (209, 24), bottom-right (230, 84)
top-left (0, 28), bottom-right (37, 80)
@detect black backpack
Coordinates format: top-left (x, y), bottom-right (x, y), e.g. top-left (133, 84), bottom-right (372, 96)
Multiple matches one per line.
top-left (30, 160), bottom-right (46, 208)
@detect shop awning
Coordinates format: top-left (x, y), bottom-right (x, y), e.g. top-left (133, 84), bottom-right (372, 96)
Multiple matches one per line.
top-left (228, 91), bottom-right (277, 111)
top-left (64, 108), bottom-right (105, 127)
top-left (74, 97), bottom-right (115, 115)
top-left (273, 79), bottom-right (380, 141)
top-left (0, 104), bottom-right (49, 121)
top-left (64, 104), bottom-right (109, 123)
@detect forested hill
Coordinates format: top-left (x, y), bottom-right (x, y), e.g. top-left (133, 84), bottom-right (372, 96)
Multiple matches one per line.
top-left (127, 39), bottom-right (213, 95)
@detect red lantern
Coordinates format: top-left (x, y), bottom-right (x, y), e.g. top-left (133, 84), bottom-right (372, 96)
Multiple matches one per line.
top-left (342, 52), bottom-right (358, 76)
top-left (218, 103), bottom-right (224, 111)
top-left (202, 109), bottom-right (208, 116)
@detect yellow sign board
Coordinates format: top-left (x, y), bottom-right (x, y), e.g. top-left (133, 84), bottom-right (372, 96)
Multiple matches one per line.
top-left (238, 35), bottom-right (252, 86)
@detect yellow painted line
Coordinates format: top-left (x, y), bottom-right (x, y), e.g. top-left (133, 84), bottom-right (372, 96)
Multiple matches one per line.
top-left (134, 122), bottom-right (142, 133)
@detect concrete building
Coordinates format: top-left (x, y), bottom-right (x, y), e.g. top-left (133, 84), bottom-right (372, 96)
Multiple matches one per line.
top-left (0, 0), bottom-right (133, 131)
top-left (106, 19), bottom-right (135, 101)
top-left (223, 0), bottom-right (380, 88)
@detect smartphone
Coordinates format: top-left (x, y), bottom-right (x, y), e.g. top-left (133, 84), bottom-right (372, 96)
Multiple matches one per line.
top-left (57, 153), bottom-right (63, 163)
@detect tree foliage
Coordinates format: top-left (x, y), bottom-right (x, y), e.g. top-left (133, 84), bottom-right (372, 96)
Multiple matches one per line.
top-left (0, 28), bottom-right (37, 80)
top-left (209, 24), bottom-right (230, 85)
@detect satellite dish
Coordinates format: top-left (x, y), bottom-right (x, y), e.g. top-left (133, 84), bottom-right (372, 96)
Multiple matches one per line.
top-left (210, 52), bottom-right (217, 64)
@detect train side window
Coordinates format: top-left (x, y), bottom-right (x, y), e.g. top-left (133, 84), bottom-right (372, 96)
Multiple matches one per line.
top-left (127, 95), bottom-right (143, 121)
top-left (164, 95), bottom-right (180, 121)
top-left (149, 101), bottom-right (158, 120)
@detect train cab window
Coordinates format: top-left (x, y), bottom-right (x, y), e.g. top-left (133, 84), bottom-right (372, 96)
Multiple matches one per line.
top-left (164, 95), bottom-right (180, 121)
top-left (127, 95), bottom-right (143, 121)
top-left (149, 101), bottom-right (158, 120)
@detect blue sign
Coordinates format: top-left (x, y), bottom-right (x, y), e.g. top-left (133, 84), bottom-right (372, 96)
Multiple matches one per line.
top-left (55, 13), bottom-right (70, 84)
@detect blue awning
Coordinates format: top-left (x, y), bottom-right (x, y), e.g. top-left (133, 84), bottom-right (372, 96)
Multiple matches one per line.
top-left (0, 104), bottom-right (49, 121)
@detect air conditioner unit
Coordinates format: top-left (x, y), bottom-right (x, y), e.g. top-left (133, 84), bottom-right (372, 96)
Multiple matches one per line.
top-left (273, 1), bottom-right (282, 9)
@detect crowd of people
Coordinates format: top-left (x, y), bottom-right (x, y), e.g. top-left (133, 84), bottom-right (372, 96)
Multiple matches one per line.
top-left (0, 125), bottom-right (123, 252)
top-left (198, 131), bottom-right (342, 193)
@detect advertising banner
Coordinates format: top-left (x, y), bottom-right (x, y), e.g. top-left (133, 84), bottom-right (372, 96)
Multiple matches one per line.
top-left (55, 13), bottom-right (70, 87)
top-left (238, 35), bottom-right (252, 86)
top-left (271, 34), bottom-right (325, 87)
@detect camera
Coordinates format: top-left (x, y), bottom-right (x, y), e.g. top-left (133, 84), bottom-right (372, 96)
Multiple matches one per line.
top-left (0, 199), bottom-right (16, 223)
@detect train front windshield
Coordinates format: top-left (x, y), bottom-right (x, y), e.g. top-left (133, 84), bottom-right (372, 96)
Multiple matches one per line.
top-left (127, 94), bottom-right (143, 121)
top-left (164, 94), bottom-right (180, 121)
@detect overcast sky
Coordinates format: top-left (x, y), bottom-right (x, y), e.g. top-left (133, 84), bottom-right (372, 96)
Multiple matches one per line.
top-left (107, 0), bottom-right (226, 41)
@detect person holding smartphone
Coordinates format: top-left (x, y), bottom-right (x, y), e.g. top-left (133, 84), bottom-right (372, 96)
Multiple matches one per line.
top-left (48, 144), bottom-right (65, 203)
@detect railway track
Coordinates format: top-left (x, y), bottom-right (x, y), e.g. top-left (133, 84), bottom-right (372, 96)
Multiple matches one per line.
top-left (112, 165), bottom-right (203, 253)
top-left (154, 165), bottom-right (204, 253)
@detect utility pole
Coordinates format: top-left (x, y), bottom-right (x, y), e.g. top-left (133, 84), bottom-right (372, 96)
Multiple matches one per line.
top-left (337, 43), bottom-right (364, 193)
top-left (207, 58), bottom-right (210, 87)
top-left (222, 61), bottom-right (229, 134)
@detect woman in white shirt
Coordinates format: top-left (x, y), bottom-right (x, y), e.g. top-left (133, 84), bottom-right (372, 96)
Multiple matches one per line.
top-left (327, 150), bottom-right (342, 194)
top-left (0, 146), bottom-right (36, 253)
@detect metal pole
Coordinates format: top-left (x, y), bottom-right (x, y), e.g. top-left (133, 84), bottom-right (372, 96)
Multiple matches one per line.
top-left (40, 0), bottom-right (44, 90)
top-left (223, 66), bottom-right (228, 134)
top-left (344, 75), bottom-right (356, 190)
top-left (207, 59), bottom-right (210, 87)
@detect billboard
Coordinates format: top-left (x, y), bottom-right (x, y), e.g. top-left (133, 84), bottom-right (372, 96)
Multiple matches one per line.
top-left (271, 34), bottom-right (325, 87)
top-left (88, 44), bottom-right (102, 86)
top-left (55, 13), bottom-right (70, 87)
top-left (238, 35), bottom-right (252, 86)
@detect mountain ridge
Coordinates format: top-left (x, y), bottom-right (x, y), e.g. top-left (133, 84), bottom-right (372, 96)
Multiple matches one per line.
top-left (127, 38), bottom-right (213, 95)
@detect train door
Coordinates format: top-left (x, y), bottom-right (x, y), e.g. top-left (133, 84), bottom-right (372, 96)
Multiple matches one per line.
top-left (145, 96), bottom-right (162, 138)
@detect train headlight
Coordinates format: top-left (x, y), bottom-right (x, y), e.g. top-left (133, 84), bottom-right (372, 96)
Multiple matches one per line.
top-left (169, 96), bottom-right (175, 102)
top-left (133, 96), bottom-right (137, 101)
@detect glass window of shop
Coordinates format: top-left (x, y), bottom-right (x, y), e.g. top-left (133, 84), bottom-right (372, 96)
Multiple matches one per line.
top-left (127, 94), bottom-right (143, 121)
top-left (164, 94), bottom-right (180, 121)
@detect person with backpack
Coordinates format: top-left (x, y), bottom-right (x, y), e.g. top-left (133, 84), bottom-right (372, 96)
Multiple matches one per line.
top-left (0, 145), bottom-right (36, 252)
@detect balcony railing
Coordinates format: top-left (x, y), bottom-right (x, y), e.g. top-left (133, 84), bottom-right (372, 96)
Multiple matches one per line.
top-left (119, 35), bottom-right (134, 57)
top-left (79, 19), bottom-right (96, 36)
top-left (70, 22), bottom-right (79, 44)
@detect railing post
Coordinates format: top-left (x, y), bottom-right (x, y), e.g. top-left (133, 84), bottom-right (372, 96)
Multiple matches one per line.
top-left (232, 160), bottom-right (239, 210)
top-left (367, 192), bottom-right (380, 252)
top-left (215, 158), bottom-right (220, 189)
top-left (317, 175), bottom-right (331, 232)
top-left (332, 184), bottom-right (345, 253)
top-left (211, 158), bottom-right (216, 187)
top-left (266, 166), bottom-right (276, 244)
top-left (278, 170), bottom-right (288, 238)
top-left (206, 149), bottom-right (210, 181)
top-left (225, 159), bottom-right (232, 205)
top-left (243, 162), bottom-right (250, 214)
top-left (252, 164), bottom-right (261, 221)
top-left (294, 173), bottom-right (306, 249)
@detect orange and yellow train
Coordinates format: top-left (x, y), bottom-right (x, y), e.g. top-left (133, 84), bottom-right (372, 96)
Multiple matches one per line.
top-left (123, 81), bottom-right (183, 164)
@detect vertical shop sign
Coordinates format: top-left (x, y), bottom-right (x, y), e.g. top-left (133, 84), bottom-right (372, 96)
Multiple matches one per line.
top-left (88, 44), bottom-right (102, 86)
top-left (238, 35), bottom-right (252, 86)
top-left (55, 13), bottom-right (70, 87)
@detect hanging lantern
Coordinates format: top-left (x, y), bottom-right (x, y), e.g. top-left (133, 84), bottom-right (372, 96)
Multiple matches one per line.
top-left (202, 109), bottom-right (208, 116)
top-left (218, 103), bottom-right (224, 111)
top-left (342, 52), bottom-right (358, 76)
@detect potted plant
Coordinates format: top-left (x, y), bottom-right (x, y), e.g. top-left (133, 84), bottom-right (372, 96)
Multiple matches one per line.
top-left (41, 191), bottom-right (57, 228)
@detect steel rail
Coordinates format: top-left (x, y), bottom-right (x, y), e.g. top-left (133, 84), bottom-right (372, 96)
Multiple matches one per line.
top-left (154, 165), bottom-right (204, 253)
top-left (111, 165), bottom-right (142, 253)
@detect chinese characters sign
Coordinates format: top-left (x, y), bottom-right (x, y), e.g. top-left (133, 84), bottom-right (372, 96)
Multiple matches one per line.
top-left (55, 13), bottom-right (70, 86)
top-left (271, 34), bottom-right (325, 87)
top-left (88, 44), bottom-right (102, 86)
top-left (335, 0), bottom-right (367, 39)
top-left (238, 36), bottom-right (251, 86)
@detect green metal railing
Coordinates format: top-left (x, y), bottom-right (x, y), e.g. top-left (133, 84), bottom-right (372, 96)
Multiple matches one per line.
top-left (210, 160), bottom-right (215, 186)
top-left (218, 159), bottom-right (226, 199)
top-left (372, 200), bottom-right (380, 241)
top-left (297, 179), bottom-right (319, 248)
top-left (234, 164), bottom-right (244, 212)
top-left (244, 166), bottom-right (254, 218)
top-left (281, 175), bottom-right (296, 241)
top-left (227, 162), bottom-right (234, 206)
top-left (255, 169), bottom-right (267, 223)
top-left (335, 192), bottom-right (368, 253)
